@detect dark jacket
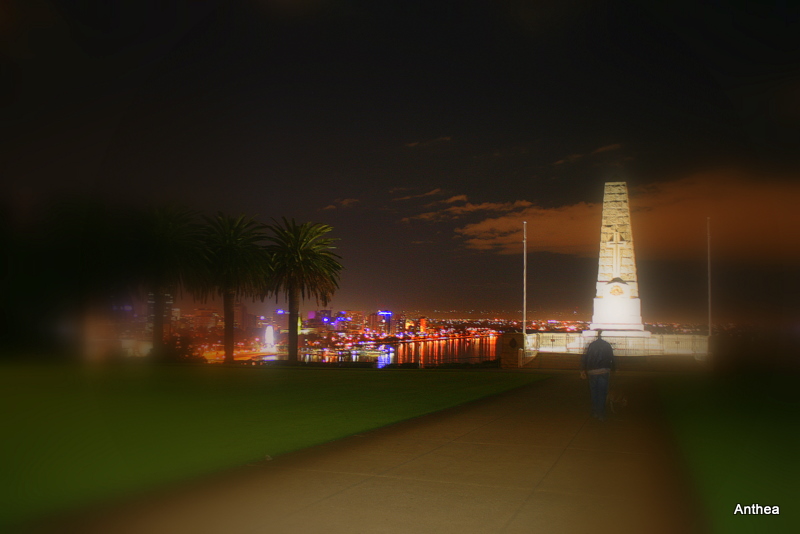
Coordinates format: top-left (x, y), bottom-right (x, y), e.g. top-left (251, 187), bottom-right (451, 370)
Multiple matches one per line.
top-left (581, 338), bottom-right (615, 372)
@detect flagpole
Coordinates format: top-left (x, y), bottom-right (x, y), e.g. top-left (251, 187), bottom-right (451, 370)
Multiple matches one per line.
top-left (707, 216), bottom-right (712, 339)
top-left (522, 221), bottom-right (527, 357)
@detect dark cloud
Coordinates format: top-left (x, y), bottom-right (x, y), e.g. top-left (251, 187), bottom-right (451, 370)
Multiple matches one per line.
top-left (322, 198), bottom-right (360, 210)
top-left (451, 172), bottom-right (800, 264)
top-left (392, 188), bottom-right (442, 202)
top-left (552, 143), bottom-right (624, 166)
top-left (404, 136), bottom-right (452, 148)
top-left (591, 143), bottom-right (622, 154)
top-left (405, 200), bottom-right (533, 223)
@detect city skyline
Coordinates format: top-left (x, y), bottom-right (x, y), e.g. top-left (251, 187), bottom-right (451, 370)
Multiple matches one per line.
top-left (3, 2), bottom-right (798, 325)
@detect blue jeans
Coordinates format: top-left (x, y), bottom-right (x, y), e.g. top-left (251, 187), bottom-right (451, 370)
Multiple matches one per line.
top-left (588, 372), bottom-right (610, 419)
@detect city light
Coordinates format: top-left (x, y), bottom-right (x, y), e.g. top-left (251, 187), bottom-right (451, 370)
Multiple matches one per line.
top-left (93, 298), bottom-right (710, 364)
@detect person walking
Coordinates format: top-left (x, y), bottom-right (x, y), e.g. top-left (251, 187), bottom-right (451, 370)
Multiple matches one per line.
top-left (580, 330), bottom-right (616, 421)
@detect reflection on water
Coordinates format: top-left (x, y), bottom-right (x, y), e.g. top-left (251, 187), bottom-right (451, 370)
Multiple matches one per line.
top-left (300, 336), bottom-right (498, 368)
top-left (393, 336), bottom-right (498, 367)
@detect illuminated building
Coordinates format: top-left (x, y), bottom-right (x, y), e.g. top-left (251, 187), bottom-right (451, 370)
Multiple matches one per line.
top-left (366, 312), bottom-right (381, 333)
top-left (273, 309), bottom-right (290, 331)
top-left (336, 310), bottom-right (365, 334)
top-left (349, 311), bottom-right (365, 330)
top-left (395, 313), bottom-right (409, 333)
top-left (306, 310), bottom-right (333, 333)
top-left (146, 292), bottom-right (173, 334)
top-left (367, 311), bottom-right (393, 334)
top-left (382, 311), bottom-right (396, 334)
top-left (418, 316), bottom-right (427, 333)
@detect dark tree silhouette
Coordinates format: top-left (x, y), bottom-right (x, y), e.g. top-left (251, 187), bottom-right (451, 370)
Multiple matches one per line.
top-left (25, 199), bottom-right (133, 355)
top-left (201, 213), bottom-right (271, 364)
top-left (131, 205), bottom-right (206, 359)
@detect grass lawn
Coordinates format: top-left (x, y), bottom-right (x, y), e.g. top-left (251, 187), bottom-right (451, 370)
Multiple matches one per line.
top-left (0, 363), bottom-right (547, 529)
top-left (659, 372), bottom-right (800, 534)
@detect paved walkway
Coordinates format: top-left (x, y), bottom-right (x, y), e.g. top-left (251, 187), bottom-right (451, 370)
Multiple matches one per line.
top-left (39, 371), bottom-right (706, 534)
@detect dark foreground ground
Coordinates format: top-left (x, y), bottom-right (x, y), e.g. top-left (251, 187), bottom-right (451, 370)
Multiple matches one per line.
top-left (30, 371), bottom-right (706, 534)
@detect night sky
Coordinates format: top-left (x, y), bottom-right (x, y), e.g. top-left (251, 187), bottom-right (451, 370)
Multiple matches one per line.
top-left (3, 1), bottom-right (799, 324)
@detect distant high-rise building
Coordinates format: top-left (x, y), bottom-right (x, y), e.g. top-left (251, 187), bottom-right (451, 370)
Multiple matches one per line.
top-left (395, 313), bottom-right (408, 333)
top-left (367, 312), bottom-right (380, 332)
top-left (383, 311), bottom-right (396, 334)
top-left (193, 308), bottom-right (218, 330)
top-left (336, 310), bottom-right (364, 334)
top-left (146, 293), bottom-right (173, 334)
top-left (306, 309), bottom-right (334, 331)
top-left (348, 311), bottom-right (364, 331)
top-left (418, 316), bottom-right (428, 333)
top-left (367, 310), bottom-right (393, 334)
top-left (273, 309), bottom-right (290, 332)
top-left (233, 302), bottom-right (255, 330)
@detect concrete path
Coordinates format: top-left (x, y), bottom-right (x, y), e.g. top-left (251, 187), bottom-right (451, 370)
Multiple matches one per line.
top-left (39, 371), bottom-right (706, 534)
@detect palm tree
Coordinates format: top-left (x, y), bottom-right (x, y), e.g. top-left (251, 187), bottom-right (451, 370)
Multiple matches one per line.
top-left (131, 205), bottom-right (206, 359)
top-left (264, 218), bottom-right (343, 364)
top-left (202, 213), bottom-right (271, 364)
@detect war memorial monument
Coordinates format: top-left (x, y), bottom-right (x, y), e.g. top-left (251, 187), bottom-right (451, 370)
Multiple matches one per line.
top-left (501, 181), bottom-right (708, 368)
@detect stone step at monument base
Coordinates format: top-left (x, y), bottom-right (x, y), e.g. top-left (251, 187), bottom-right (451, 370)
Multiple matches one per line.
top-left (585, 328), bottom-right (651, 338)
top-left (498, 333), bottom-right (709, 368)
top-left (583, 323), bottom-right (651, 337)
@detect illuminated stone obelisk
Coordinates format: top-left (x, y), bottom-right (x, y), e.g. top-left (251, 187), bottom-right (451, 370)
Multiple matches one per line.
top-left (587, 182), bottom-right (649, 336)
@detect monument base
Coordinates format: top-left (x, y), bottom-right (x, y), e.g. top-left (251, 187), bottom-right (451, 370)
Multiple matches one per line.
top-left (590, 295), bottom-right (645, 332)
top-left (531, 332), bottom-right (708, 358)
top-left (584, 328), bottom-right (651, 338)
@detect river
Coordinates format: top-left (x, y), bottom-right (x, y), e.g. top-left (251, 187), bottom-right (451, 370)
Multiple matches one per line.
top-left (298, 335), bottom-right (499, 368)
